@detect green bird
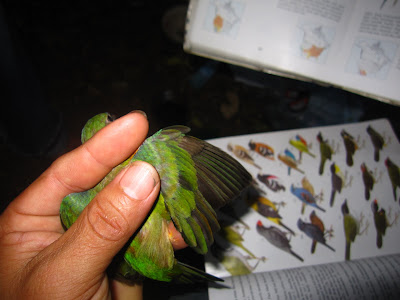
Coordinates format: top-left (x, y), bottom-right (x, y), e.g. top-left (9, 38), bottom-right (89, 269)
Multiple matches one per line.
top-left (341, 199), bottom-right (359, 261)
top-left (366, 125), bottom-right (385, 162)
top-left (317, 132), bottom-right (333, 175)
top-left (60, 113), bottom-right (252, 283)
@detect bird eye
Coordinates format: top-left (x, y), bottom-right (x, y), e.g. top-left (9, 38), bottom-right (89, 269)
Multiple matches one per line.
top-left (107, 114), bottom-right (115, 124)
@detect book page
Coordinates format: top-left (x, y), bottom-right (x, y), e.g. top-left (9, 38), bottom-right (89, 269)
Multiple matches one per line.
top-left (208, 254), bottom-right (400, 299)
top-left (184, 0), bottom-right (400, 104)
top-left (204, 119), bottom-right (400, 279)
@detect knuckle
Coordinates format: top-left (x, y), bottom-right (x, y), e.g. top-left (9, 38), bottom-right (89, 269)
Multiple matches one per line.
top-left (87, 196), bottom-right (129, 241)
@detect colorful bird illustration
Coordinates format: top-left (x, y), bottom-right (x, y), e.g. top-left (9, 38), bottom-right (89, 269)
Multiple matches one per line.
top-left (361, 163), bottom-right (375, 200)
top-left (211, 245), bottom-right (266, 276)
top-left (249, 140), bottom-right (274, 160)
top-left (291, 184), bottom-right (325, 214)
top-left (367, 125), bottom-right (385, 162)
top-left (297, 217), bottom-right (335, 253)
top-left (220, 225), bottom-right (257, 259)
top-left (302, 177), bottom-right (323, 201)
top-left (341, 130), bottom-right (359, 167)
top-left (330, 163), bottom-right (343, 207)
top-left (289, 134), bottom-right (315, 161)
top-left (317, 132), bottom-right (334, 175)
top-left (227, 143), bottom-right (261, 169)
top-left (256, 220), bottom-right (304, 262)
top-left (341, 200), bottom-right (368, 261)
top-left (60, 113), bottom-right (252, 283)
top-left (257, 173), bottom-right (286, 192)
top-left (371, 200), bottom-right (397, 249)
top-left (278, 149), bottom-right (304, 175)
top-left (385, 157), bottom-right (400, 202)
top-left (247, 196), bottom-right (295, 235)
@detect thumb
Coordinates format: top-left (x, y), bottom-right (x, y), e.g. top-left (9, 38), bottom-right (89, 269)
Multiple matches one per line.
top-left (40, 161), bottom-right (160, 294)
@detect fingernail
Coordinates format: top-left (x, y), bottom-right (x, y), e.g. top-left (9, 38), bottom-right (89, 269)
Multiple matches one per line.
top-left (131, 110), bottom-right (147, 119)
top-left (120, 162), bottom-right (157, 200)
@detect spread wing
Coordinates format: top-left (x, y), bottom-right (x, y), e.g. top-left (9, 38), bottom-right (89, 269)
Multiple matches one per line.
top-left (134, 126), bottom-right (252, 254)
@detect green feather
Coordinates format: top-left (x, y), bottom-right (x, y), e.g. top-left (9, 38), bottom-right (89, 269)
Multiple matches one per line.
top-left (60, 113), bottom-right (252, 283)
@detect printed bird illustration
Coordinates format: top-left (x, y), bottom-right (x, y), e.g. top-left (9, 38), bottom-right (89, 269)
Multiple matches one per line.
top-left (291, 184), bottom-right (325, 214)
top-left (385, 157), bottom-right (400, 202)
top-left (361, 163), bottom-right (375, 200)
top-left (289, 134), bottom-right (315, 161)
top-left (220, 225), bottom-right (257, 259)
top-left (247, 196), bottom-right (295, 235)
top-left (257, 173), bottom-right (286, 192)
top-left (297, 217), bottom-right (335, 253)
top-left (248, 140), bottom-right (274, 160)
top-left (278, 149), bottom-right (304, 175)
top-left (317, 132), bottom-right (334, 175)
top-left (227, 143), bottom-right (261, 169)
top-left (371, 199), bottom-right (398, 249)
top-left (256, 220), bottom-right (304, 262)
top-left (330, 163), bottom-right (343, 207)
top-left (211, 245), bottom-right (266, 276)
top-left (60, 113), bottom-right (252, 283)
top-left (341, 200), bottom-right (368, 261)
top-left (341, 130), bottom-right (359, 167)
top-left (302, 177), bottom-right (323, 202)
top-left (367, 125), bottom-right (385, 162)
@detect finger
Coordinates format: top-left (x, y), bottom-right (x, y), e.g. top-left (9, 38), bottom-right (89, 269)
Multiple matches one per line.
top-left (9, 111), bottom-right (149, 217)
top-left (168, 222), bottom-right (189, 250)
top-left (30, 161), bottom-right (160, 296)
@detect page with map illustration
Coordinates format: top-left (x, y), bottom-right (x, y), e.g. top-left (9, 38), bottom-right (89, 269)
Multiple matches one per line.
top-left (184, 0), bottom-right (400, 105)
top-left (203, 119), bottom-right (400, 298)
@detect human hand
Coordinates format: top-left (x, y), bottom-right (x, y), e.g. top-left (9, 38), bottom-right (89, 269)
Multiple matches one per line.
top-left (0, 111), bottom-right (185, 299)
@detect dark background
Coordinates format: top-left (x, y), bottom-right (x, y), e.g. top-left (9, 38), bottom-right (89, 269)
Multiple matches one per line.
top-left (1, 1), bottom-right (399, 298)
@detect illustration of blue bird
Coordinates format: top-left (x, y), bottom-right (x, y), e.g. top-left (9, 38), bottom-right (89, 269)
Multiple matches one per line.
top-left (291, 184), bottom-right (326, 214)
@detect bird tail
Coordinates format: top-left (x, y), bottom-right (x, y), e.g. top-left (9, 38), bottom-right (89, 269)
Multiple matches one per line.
top-left (176, 261), bottom-right (223, 284)
top-left (319, 159), bottom-right (325, 175)
top-left (290, 250), bottom-right (304, 262)
top-left (365, 188), bottom-right (370, 201)
top-left (346, 152), bottom-right (353, 167)
top-left (279, 221), bottom-right (296, 236)
top-left (345, 241), bottom-right (351, 261)
top-left (311, 240), bottom-right (317, 254)
top-left (374, 149), bottom-right (379, 162)
top-left (323, 242), bottom-right (336, 252)
top-left (377, 233), bottom-right (383, 249)
top-left (330, 190), bottom-right (336, 207)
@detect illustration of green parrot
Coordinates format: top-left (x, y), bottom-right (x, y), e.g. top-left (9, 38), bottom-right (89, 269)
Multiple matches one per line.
top-left (341, 199), bottom-right (368, 261)
top-left (341, 130), bottom-right (359, 167)
top-left (60, 113), bottom-right (252, 283)
top-left (385, 157), bottom-right (400, 202)
top-left (289, 134), bottom-right (315, 161)
top-left (366, 125), bottom-right (385, 162)
top-left (316, 132), bottom-right (334, 175)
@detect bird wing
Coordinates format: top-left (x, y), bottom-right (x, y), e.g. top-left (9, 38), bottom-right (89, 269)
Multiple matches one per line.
top-left (134, 126), bottom-right (252, 254)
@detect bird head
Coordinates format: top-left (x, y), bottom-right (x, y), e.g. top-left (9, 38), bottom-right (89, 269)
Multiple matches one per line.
top-left (81, 112), bottom-right (115, 143)
top-left (248, 140), bottom-right (255, 150)
top-left (297, 218), bottom-right (305, 229)
top-left (256, 220), bottom-right (263, 227)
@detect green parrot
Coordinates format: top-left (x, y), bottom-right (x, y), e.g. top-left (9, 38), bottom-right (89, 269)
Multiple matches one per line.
top-left (60, 113), bottom-right (252, 283)
top-left (341, 199), bottom-right (359, 261)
